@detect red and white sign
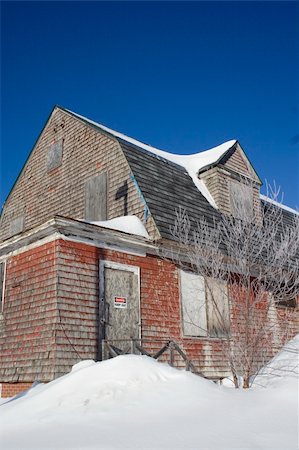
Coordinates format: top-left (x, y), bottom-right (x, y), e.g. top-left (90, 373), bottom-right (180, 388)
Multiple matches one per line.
top-left (114, 296), bottom-right (127, 309)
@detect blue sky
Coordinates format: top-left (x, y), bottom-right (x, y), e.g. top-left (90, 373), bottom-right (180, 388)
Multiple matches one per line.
top-left (1, 1), bottom-right (298, 209)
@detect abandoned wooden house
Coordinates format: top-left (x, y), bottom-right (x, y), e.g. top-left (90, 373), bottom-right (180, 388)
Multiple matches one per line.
top-left (0, 106), bottom-right (297, 397)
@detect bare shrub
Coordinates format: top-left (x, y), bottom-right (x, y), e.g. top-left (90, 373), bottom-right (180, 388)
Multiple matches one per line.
top-left (167, 181), bottom-right (299, 388)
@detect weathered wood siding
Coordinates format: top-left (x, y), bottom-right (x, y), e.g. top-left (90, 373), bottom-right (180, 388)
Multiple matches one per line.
top-left (0, 108), bottom-right (159, 241)
top-left (225, 146), bottom-right (255, 177)
top-left (1, 238), bottom-right (297, 393)
top-left (54, 240), bottom-right (99, 378)
top-left (52, 239), bottom-right (234, 380)
top-left (0, 241), bottom-right (58, 383)
top-left (199, 147), bottom-right (262, 220)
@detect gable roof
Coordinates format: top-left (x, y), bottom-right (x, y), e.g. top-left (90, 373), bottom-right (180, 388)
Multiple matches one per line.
top-left (65, 108), bottom-right (236, 172)
top-left (68, 108), bottom-right (264, 186)
top-left (63, 107), bottom-right (237, 209)
top-left (3, 105), bottom-right (296, 243)
top-left (61, 107), bottom-right (298, 239)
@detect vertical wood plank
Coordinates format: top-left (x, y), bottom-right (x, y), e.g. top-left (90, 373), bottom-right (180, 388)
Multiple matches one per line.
top-left (85, 172), bottom-right (107, 221)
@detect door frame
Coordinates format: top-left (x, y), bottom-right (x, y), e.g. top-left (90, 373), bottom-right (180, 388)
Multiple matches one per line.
top-left (99, 260), bottom-right (141, 359)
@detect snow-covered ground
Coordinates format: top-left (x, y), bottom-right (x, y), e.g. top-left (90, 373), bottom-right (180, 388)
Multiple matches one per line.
top-left (253, 334), bottom-right (299, 388)
top-left (0, 341), bottom-right (298, 450)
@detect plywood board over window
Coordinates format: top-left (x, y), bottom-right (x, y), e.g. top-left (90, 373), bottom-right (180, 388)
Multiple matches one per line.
top-left (230, 181), bottom-right (253, 219)
top-left (206, 277), bottom-right (230, 337)
top-left (47, 139), bottom-right (63, 171)
top-left (10, 216), bottom-right (24, 236)
top-left (180, 270), bottom-right (207, 337)
top-left (85, 172), bottom-right (107, 221)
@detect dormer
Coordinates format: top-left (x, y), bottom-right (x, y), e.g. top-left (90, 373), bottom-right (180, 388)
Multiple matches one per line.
top-left (197, 141), bottom-right (262, 220)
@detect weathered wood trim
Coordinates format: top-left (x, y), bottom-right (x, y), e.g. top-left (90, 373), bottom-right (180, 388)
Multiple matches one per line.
top-left (0, 216), bottom-right (156, 260)
top-left (101, 260), bottom-right (139, 275)
top-left (98, 261), bottom-right (105, 360)
top-left (0, 261), bottom-right (6, 313)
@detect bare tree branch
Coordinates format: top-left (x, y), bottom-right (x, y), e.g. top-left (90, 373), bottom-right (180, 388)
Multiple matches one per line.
top-left (164, 180), bottom-right (298, 388)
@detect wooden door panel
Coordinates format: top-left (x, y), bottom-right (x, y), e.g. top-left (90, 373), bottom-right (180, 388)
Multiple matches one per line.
top-left (103, 266), bottom-right (140, 351)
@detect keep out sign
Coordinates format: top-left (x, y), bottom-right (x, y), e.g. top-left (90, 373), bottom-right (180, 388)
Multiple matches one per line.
top-left (114, 296), bottom-right (127, 309)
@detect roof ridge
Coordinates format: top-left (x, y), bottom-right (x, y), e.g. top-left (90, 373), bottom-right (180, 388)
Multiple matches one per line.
top-left (62, 107), bottom-right (237, 209)
top-left (63, 107), bottom-right (236, 165)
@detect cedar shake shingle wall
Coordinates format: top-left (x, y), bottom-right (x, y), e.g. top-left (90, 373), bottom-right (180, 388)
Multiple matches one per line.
top-left (0, 108), bottom-right (159, 242)
top-left (200, 148), bottom-right (262, 219)
top-left (54, 239), bottom-right (99, 378)
top-left (224, 147), bottom-right (253, 177)
top-left (200, 168), bottom-right (231, 215)
top-left (224, 148), bottom-right (262, 220)
top-left (0, 242), bottom-right (58, 383)
top-left (54, 239), bottom-right (231, 379)
top-left (1, 382), bottom-right (32, 398)
top-left (1, 239), bottom-right (297, 391)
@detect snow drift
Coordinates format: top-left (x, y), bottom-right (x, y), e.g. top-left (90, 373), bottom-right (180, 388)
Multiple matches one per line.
top-left (0, 352), bottom-right (298, 449)
top-left (88, 215), bottom-right (149, 239)
top-left (253, 333), bottom-right (299, 388)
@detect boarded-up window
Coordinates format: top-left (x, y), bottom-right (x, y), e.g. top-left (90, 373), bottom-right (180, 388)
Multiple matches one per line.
top-left (0, 262), bottom-right (5, 312)
top-left (10, 216), bottom-right (24, 236)
top-left (206, 277), bottom-right (230, 337)
top-left (273, 291), bottom-right (297, 309)
top-left (230, 181), bottom-right (253, 219)
top-left (47, 140), bottom-right (63, 171)
top-left (85, 172), bottom-right (107, 221)
top-left (180, 270), bottom-right (207, 336)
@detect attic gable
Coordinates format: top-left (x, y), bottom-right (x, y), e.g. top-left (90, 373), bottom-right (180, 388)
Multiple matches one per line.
top-left (3, 105), bottom-right (281, 245)
top-left (198, 142), bottom-right (262, 217)
top-left (61, 108), bottom-right (238, 209)
top-left (0, 107), bottom-right (161, 241)
top-left (64, 108), bottom-right (263, 219)
top-left (220, 142), bottom-right (262, 184)
top-left (63, 108), bottom-right (264, 210)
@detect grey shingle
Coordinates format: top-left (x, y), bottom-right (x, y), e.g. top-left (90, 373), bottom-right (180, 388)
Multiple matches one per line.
top-left (120, 140), bottom-right (220, 239)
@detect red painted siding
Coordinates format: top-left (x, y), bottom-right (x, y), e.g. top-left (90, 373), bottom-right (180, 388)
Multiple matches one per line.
top-left (0, 242), bottom-right (58, 385)
top-left (1, 382), bottom-right (33, 398)
top-left (1, 238), bottom-right (297, 397)
top-left (55, 239), bottom-right (230, 379)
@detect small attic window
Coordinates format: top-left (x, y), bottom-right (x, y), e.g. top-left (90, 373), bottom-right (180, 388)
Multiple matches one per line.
top-left (47, 140), bottom-right (63, 171)
top-left (230, 181), bottom-right (253, 219)
top-left (85, 172), bottom-right (107, 221)
top-left (10, 215), bottom-right (24, 236)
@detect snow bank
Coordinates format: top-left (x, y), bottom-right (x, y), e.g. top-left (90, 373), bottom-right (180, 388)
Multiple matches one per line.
top-left (1, 355), bottom-right (298, 449)
top-left (253, 334), bottom-right (299, 388)
top-left (69, 109), bottom-right (236, 207)
top-left (87, 215), bottom-right (149, 239)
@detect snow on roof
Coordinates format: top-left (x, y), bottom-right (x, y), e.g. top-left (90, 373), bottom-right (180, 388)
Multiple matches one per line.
top-left (67, 109), bottom-right (236, 208)
top-left (260, 194), bottom-right (299, 215)
top-left (86, 215), bottom-right (149, 239)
